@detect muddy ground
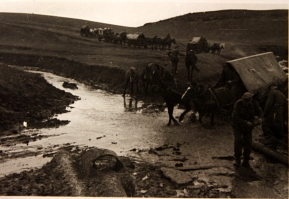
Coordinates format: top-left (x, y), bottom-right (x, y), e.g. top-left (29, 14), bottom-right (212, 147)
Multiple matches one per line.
top-left (0, 62), bottom-right (288, 198)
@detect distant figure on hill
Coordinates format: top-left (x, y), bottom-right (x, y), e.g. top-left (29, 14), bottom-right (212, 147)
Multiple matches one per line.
top-left (167, 46), bottom-right (185, 75)
top-left (185, 50), bottom-right (200, 81)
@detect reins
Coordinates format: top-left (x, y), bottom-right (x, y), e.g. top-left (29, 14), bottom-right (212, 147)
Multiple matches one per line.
top-left (208, 88), bottom-right (234, 112)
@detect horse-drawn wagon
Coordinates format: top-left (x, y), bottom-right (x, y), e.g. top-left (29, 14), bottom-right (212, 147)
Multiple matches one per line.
top-left (227, 52), bottom-right (288, 102)
top-left (179, 52), bottom-right (288, 126)
top-left (96, 28), bottom-right (114, 42)
top-left (80, 25), bottom-right (92, 37)
top-left (186, 37), bottom-right (209, 54)
top-left (126, 33), bottom-right (146, 48)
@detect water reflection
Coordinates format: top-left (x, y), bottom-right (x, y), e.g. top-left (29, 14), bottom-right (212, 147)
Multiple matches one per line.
top-left (123, 96), bottom-right (140, 112)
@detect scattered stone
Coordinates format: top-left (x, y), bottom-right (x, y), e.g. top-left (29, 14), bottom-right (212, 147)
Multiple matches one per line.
top-left (172, 151), bottom-right (182, 155)
top-left (172, 157), bottom-right (188, 162)
top-left (161, 167), bottom-right (193, 185)
top-left (175, 163), bottom-right (183, 167)
top-left (62, 81), bottom-right (78, 89)
top-left (142, 175), bottom-right (149, 181)
top-left (176, 188), bottom-right (189, 197)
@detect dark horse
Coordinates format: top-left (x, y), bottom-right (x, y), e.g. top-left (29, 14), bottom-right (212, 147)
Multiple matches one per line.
top-left (141, 63), bottom-right (164, 94)
top-left (113, 32), bottom-right (127, 45)
top-left (185, 50), bottom-right (200, 81)
top-left (180, 82), bottom-right (234, 126)
top-left (123, 67), bottom-right (139, 96)
top-left (161, 82), bottom-right (192, 126)
top-left (156, 34), bottom-right (176, 50)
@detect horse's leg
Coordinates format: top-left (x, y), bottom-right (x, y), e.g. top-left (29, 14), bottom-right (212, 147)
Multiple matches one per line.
top-left (143, 81), bottom-right (149, 95)
top-left (210, 112), bottom-right (215, 126)
top-left (123, 79), bottom-right (129, 96)
top-left (179, 103), bottom-right (191, 122)
top-left (185, 62), bottom-right (190, 81)
top-left (190, 66), bottom-right (194, 80)
top-left (167, 104), bottom-right (179, 126)
top-left (130, 82), bottom-right (134, 96)
top-left (136, 79), bottom-right (139, 94)
top-left (167, 104), bottom-right (173, 126)
top-left (198, 111), bottom-right (205, 124)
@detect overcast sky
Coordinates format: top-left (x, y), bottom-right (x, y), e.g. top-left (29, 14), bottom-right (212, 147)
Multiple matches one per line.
top-left (1, 0), bottom-right (288, 27)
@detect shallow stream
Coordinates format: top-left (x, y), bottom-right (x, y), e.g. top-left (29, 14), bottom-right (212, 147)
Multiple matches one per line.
top-left (0, 71), bottom-right (174, 177)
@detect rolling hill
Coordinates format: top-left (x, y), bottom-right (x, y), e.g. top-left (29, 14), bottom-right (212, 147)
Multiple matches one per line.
top-left (0, 10), bottom-right (287, 92)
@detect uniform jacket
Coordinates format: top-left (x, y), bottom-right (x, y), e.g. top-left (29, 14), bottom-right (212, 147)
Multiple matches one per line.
top-left (167, 49), bottom-right (184, 61)
top-left (232, 99), bottom-right (263, 129)
top-left (263, 89), bottom-right (287, 121)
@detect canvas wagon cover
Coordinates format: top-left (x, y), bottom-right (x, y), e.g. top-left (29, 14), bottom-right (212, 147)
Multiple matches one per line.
top-left (189, 37), bottom-right (207, 44)
top-left (127, 33), bottom-right (141, 40)
top-left (227, 52), bottom-right (287, 95)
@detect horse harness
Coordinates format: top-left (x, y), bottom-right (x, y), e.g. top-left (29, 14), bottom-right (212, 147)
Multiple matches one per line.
top-left (189, 85), bottom-right (233, 111)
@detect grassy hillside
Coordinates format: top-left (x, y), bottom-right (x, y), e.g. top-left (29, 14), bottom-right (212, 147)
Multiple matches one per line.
top-left (135, 10), bottom-right (288, 59)
top-left (136, 10), bottom-right (288, 44)
top-left (0, 10), bottom-right (287, 93)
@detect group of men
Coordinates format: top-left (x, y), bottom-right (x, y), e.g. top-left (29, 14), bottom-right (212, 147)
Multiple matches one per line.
top-left (167, 45), bottom-right (287, 170)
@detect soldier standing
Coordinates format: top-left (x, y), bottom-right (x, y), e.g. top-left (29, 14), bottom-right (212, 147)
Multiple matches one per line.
top-left (262, 83), bottom-right (287, 146)
top-left (167, 46), bottom-right (185, 75)
top-left (232, 92), bottom-right (263, 169)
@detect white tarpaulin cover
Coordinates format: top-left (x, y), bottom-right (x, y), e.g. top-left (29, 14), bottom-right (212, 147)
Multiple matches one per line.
top-left (227, 52), bottom-right (287, 95)
top-left (126, 34), bottom-right (140, 40)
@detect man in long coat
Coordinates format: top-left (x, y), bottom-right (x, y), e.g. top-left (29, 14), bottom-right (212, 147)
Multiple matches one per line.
top-left (262, 83), bottom-right (287, 140)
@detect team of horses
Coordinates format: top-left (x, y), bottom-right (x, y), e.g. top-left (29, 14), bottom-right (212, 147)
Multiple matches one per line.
top-left (81, 26), bottom-right (176, 50)
top-left (123, 63), bottom-right (235, 127)
top-left (114, 32), bottom-right (176, 50)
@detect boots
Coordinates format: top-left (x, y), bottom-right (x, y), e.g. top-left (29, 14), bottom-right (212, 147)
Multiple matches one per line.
top-left (234, 157), bottom-right (241, 167)
top-left (241, 158), bottom-right (252, 169)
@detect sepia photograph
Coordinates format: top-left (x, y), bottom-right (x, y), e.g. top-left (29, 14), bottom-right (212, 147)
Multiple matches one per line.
top-left (0, 0), bottom-right (288, 198)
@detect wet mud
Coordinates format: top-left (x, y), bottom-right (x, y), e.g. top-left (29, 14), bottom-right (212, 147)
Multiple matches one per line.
top-left (0, 69), bottom-right (287, 198)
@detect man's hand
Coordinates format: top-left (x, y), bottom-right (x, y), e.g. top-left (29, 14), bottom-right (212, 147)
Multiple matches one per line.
top-left (246, 121), bottom-right (253, 127)
top-left (254, 117), bottom-right (262, 125)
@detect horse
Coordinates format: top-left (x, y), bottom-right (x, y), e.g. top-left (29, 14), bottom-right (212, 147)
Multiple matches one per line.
top-left (208, 43), bottom-right (225, 55)
top-left (141, 63), bottom-right (176, 95)
top-left (145, 36), bottom-right (159, 50)
top-left (113, 32), bottom-right (127, 45)
top-left (123, 67), bottom-right (139, 96)
top-left (181, 82), bottom-right (234, 126)
top-left (159, 38), bottom-right (176, 50)
top-left (166, 38), bottom-right (176, 50)
top-left (185, 50), bottom-right (199, 81)
top-left (161, 82), bottom-right (192, 126)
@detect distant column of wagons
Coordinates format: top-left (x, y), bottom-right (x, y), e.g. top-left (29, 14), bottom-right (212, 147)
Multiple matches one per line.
top-left (80, 25), bottom-right (225, 54)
